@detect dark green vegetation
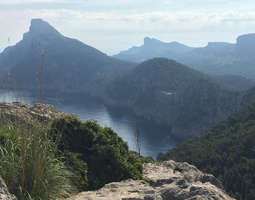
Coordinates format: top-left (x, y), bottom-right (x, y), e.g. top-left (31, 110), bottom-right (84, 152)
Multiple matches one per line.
top-left (114, 35), bottom-right (255, 81)
top-left (214, 75), bottom-right (255, 91)
top-left (50, 116), bottom-right (144, 190)
top-left (0, 116), bottom-right (145, 199)
top-left (106, 58), bottom-right (241, 138)
top-left (1, 17), bottom-right (255, 200)
top-left (158, 101), bottom-right (255, 200)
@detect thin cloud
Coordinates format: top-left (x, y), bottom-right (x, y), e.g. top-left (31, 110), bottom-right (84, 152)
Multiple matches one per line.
top-left (0, 0), bottom-right (70, 4)
top-left (0, 0), bottom-right (255, 54)
top-left (0, 0), bottom-right (86, 10)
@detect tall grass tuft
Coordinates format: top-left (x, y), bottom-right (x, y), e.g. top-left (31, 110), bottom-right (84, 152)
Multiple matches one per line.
top-left (0, 121), bottom-right (75, 200)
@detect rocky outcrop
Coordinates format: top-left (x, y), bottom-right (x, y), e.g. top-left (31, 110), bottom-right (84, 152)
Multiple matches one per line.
top-left (68, 160), bottom-right (235, 200)
top-left (0, 176), bottom-right (16, 200)
top-left (0, 102), bottom-right (72, 124)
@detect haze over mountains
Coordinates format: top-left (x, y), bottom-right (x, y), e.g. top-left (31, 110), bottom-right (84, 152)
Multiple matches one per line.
top-left (104, 58), bottom-right (241, 138)
top-left (1, 0), bottom-right (255, 197)
top-left (114, 37), bottom-right (193, 63)
top-left (0, 18), bottom-right (254, 138)
top-left (0, 19), bottom-right (135, 95)
top-left (114, 34), bottom-right (255, 80)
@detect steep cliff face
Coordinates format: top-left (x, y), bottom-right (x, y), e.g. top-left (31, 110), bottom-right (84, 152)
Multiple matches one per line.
top-left (68, 160), bottom-right (235, 200)
top-left (0, 176), bottom-right (17, 200)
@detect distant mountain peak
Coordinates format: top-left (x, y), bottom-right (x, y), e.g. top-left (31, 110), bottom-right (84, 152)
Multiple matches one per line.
top-left (143, 37), bottom-right (167, 46)
top-left (236, 33), bottom-right (255, 57)
top-left (27, 18), bottom-right (61, 37)
top-left (143, 37), bottom-right (188, 47)
top-left (114, 37), bottom-right (193, 62)
top-left (237, 33), bottom-right (255, 40)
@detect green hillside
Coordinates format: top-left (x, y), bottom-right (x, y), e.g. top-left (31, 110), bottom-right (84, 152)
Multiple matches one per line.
top-left (158, 101), bottom-right (255, 199)
top-left (106, 58), bottom-right (241, 138)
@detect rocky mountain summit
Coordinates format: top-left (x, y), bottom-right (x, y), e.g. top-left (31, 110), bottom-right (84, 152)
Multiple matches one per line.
top-left (0, 176), bottom-right (16, 200)
top-left (0, 102), bottom-right (71, 124)
top-left (68, 160), bottom-right (234, 200)
top-left (0, 19), bottom-right (135, 94)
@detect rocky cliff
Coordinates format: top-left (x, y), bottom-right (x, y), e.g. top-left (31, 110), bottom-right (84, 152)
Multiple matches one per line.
top-left (68, 160), bottom-right (235, 200)
top-left (0, 176), bottom-right (16, 200)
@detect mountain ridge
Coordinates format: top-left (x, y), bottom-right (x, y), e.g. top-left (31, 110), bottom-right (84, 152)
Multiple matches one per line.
top-left (0, 19), bottom-right (248, 139)
top-left (114, 34), bottom-right (255, 79)
top-left (115, 37), bottom-right (193, 63)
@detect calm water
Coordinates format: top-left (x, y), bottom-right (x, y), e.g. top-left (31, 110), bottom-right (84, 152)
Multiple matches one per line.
top-left (0, 90), bottom-right (177, 158)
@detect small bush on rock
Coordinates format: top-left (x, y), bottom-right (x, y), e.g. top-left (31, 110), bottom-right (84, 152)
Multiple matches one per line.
top-left (50, 116), bottom-right (143, 190)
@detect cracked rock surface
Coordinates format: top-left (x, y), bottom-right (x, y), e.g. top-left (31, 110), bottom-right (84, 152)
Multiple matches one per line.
top-left (68, 160), bottom-right (235, 200)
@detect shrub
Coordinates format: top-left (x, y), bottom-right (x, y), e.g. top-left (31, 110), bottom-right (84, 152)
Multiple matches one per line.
top-left (50, 117), bottom-right (143, 190)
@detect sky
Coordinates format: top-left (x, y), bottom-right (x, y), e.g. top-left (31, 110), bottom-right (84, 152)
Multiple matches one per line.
top-left (0, 0), bottom-right (255, 55)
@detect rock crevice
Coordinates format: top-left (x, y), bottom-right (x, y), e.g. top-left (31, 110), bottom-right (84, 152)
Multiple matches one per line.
top-left (68, 160), bottom-right (235, 200)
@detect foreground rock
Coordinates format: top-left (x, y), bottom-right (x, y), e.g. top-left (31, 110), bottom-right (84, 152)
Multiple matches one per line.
top-left (0, 176), bottom-right (17, 200)
top-left (0, 102), bottom-right (72, 124)
top-left (69, 160), bottom-right (235, 200)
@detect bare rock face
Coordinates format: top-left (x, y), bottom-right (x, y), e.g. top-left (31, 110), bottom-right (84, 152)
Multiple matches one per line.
top-left (68, 160), bottom-right (235, 200)
top-left (0, 102), bottom-right (72, 124)
top-left (0, 176), bottom-right (17, 200)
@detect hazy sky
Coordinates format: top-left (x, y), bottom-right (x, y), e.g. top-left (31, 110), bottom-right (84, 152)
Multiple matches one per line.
top-left (0, 0), bottom-right (255, 54)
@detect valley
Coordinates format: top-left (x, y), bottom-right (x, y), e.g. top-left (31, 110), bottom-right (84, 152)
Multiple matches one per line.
top-left (1, 17), bottom-right (255, 200)
top-left (0, 19), bottom-right (250, 141)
